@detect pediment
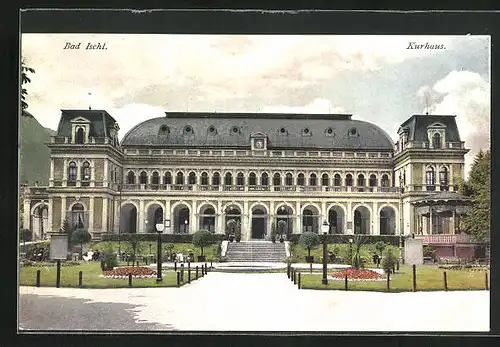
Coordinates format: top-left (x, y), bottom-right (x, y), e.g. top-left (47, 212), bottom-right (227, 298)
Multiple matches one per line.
top-left (70, 116), bottom-right (91, 124)
top-left (250, 131), bottom-right (267, 138)
top-left (427, 122), bottom-right (446, 128)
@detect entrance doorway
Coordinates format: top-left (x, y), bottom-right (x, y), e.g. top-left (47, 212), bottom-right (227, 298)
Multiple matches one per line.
top-left (251, 208), bottom-right (266, 239)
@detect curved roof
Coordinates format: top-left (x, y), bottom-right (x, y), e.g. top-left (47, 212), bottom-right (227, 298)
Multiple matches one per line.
top-left (120, 112), bottom-right (394, 150)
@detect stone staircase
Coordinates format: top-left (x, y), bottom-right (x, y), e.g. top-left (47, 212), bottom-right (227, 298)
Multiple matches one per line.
top-left (225, 241), bottom-right (286, 262)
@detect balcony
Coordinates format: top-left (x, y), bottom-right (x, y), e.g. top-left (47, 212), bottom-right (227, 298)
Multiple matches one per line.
top-left (416, 234), bottom-right (474, 245)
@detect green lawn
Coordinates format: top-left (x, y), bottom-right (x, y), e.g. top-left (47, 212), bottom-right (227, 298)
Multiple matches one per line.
top-left (19, 261), bottom-right (203, 288)
top-left (299, 265), bottom-right (490, 292)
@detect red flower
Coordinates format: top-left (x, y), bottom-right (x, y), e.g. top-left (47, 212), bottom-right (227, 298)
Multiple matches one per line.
top-left (103, 266), bottom-right (155, 277)
top-left (331, 268), bottom-right (383, 280)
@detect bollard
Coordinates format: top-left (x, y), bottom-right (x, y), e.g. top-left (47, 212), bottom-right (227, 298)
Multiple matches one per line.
top-left (485, 272), bottom-right (489, 290)
top-left (202, 266), bottom-right (205, 277)
top-left (78, 271), bottom-right (83, 288)
top-left (412, 264), bottom-right (417, 292)
top-left (211, 261), bottom-right (213, 268)
top-left (181, 264), bottom-right (184, 282)
top-left (177, 271), bottom-right (180, 287)
top-left (205, 263), bottom-right (208, 274)
top-left (287, 264), bottom-right (290, 279)
top-left (310, 263), bottom-right (313, 274)
top-left (396, 261), bottom-right (400, 272)
top-left (293, 270), bottom-right (297, 285)
top-left (291, 268), bottom-right (295, 282)
top-left (56, 259), bottom-right (61, 288)
top-left (36, 270), bottom-right (41, 287)
top-left (174, 261), bottom-right (177, 271)
top-left (196, 266), bottom-right (199, 279)
top-left (344, 274), bottom-right (348, 291)
top-left (188, 268), bottom-right (191, 284)
top-left (188, 261), bottom-right (190, 269)
top-left (443, 271), bottom-right (448, 291)
top-left (128, 273), bottom-right (132, 287)
top-left (298, 272), bottom-right (301, 289)
top-left (386, 272), bottom-right (390, 292)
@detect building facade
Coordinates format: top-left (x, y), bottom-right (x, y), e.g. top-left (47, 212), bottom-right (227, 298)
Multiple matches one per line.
top-left (22, 109), bottom-right (469, 242)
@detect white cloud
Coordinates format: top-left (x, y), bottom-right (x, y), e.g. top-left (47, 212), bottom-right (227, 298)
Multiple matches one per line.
top-left (262, 98), bottom-right (344, 114)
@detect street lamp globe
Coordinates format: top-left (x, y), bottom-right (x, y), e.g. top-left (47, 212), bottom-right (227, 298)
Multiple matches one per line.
top-left (321, 220), bottom-right (329, 235)
top-left (348, 238), bottom-right (353, 244)
top-left (156, 222), bottom-right (165, 233)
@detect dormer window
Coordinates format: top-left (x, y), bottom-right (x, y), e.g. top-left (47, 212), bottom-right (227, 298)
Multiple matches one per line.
top-left (279, 127), bottom-right (288, 135)
top-left (301, 128), bottom-right (311, 136)
top-left (325, 127), bottom-right (334, 136)
top-left (348, 127), bottom-right (358, 137)
top-left (208, 126), bottom-right (217, 135)
top-left (70, 116), bottom-right (91, 144)
top-left (75, 127), bottom-right (85, 144)
top-left (159, 125), bottom-right (170, 135)
top-left (184, 125), bottom-right (193, 135)
top-left (432, 133), bottom-right (442, 149)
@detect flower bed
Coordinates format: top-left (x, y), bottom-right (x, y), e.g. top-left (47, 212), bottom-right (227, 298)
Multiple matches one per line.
top-left (330, 268), bottom-right (385, 281)
top-left (103, 266), bottom-right (156, 279)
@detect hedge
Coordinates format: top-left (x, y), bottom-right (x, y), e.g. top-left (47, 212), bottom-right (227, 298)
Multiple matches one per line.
top-left (287, 234), bottom-right (404, 246)
top-left (100, 233), bottom-right (225, 243)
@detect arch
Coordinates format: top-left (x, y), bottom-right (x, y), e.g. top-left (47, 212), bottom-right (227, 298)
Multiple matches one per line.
top-left (369, 174), bottom-right (377, 187)
top-left (326, 203), bottom-right (347, 217)
top-left (81, 161), bottom-right (91, 183)
top-left (172, 202), bottom-right (191, 233)
top-left (198, 203), bottom-right (217, 232)
top-left (249, 202), bottom-right (269, 214)
top-left (333, 173), bottom-right (342, 186)
top-left (273, 172), bottom-right (282, 186)
top-left (357, 173), bottom-right (365, 186)
top-left (75, 127), bottom-right (85, 144)
top-left (188, 171), bottom-right (196, 185)
top-left (327, 204), bottom-right (345, 234)
top-left (301, 202), bottom-right (321, 215)
top-left (309, 173), bottom-right (317, 186)
top-left (345, 174), bottom-right (353, 186)
top-left (197, 201), bottom-right (217, 214)
top-left (68, 200), bottom-right (88, 211)
top-left (68, 161), bottom-right (77, 183)
top-left (297, 173), bottom-right (305, 186)
top-left (121, 200), bottom-right (139, 211)
top-left (302, 204), bottom-right (320, 233)
top-left (439, 165), bottom-right (449, 190)
top-left (200, 172), bottom-right (209, 185)
top-left (261, 172), bottom-right (269, 185)
top-left (379, 205), bottom-right (397, 235)
top-left (146, 203), bottom-right (164, 232)
top-left (163, 171), bottom-right (173, 185)
top-left (120, 203), bottom-right (138, 234)
top-left (276, 204), bottom-right (294, 235)
top-left (224, 204), bottom-right (242, 233)
top-left (170, 200), bottom-right (192, 211)
top-left (224, 172), bottom-right (233, 186)
top-left (144, 200), bottom-right (166, 213)
top-left (30, 201), bottom-right (49, 216)
top-left (127, 171), bottom-right (136, 184)
top-left (285, 172), bottom-right (293, 186)
top-left (176, 171), bottom-right (184, 185)
top-left (212, 172), bottom-right (220, 186)
top-left (275, 203), bottom-right (296, 215)
top-left (151, 171), bottom-right (160, 187)
top-left (426, 165), bottom-right (436, 189)
top-left (139, 171), bottom-right (148, 184)
top-left (70, 202), bottom-right (87, 230)
top-left (236, 172), bottom-right (245, 185)
top-left (381, 174), bottom-right (390, 187)
top-left (321, 173), bottom-right (329, 186)
top-left (248, 172), bottom-right (257, 185)
top-left (353, 204), bottom-right (371, 235)
top-left (222, 201), bottom-right (244, 213)
top-left (251, 204), bottom-right (268, 240)
top-left (432, 132), bottom-right (442, 148)
top-left (30, 203), bottom-right (49, 239)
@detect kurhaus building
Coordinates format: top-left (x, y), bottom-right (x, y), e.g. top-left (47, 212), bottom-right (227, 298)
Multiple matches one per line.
top-left (23, 109), bottom-right (470, 244)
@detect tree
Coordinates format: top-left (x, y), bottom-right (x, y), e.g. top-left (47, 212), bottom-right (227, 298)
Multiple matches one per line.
top-left (374, 241), bottom-right (387, 256)
top-left (60, 219), bottom-right (73, 249)
top-left (122, 233), bottom-right (146, 265)
top-left (350, 235), bottom-right (369, 269)
top-left (381, 247), bottom-right (397, 274)
top-left (298, 232), bottom-right (320, 257)
top-left (21, 59), bottom-right (35, 118)
top-left (192, 229), bottom-right (215, 256)
top-left (459, 149), bottom-right (491, 243)
top-left (19, 229), bottom-right (33, 243)
top-left (71, 229), bottom-right (92, 260)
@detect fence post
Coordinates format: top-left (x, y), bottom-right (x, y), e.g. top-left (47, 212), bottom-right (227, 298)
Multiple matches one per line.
top-left (196, 266), bottom-right (199, 279)
top-left (205, 263), bottom-right (208, 274)
top-left (202, 266), bottom-right (205, 277)
top-left (443, 271), bottom-right (448, 291)
top-left (211, 261), bottom-right (213, 268)
top-left (128, 273), bottom-right (132, 287)
top-left (78, 271), bottom-right (83, 288)
top-left (386, 271), bottom-right (390, 292)
top-left (294, 270), bottom-right (297, 285)
top-left (188, 261), bottom-right (190, 269)
top-left (188, 268), bottom-right (191, 284)
top-left (36, 270), bottom-right (41, 287)
top-left (485, 272), bottom-right (489, 290)
top-left (180, 264), bottom-right (184, 282)
top-left (396, 260), bottom-right (400, 272)
top-left (174, 261), bottom-right (177, 271)
top-left (56, 259), bottom-right (61, 288)
top-left (310, 263), bottom-right (312, 274)
top-left (177, 271), bottom-right (180, 287)
top-left (344, 274), bottom-right (348, 291)
top-left (412, 264), bottom-right (417, 292)
top-left (287, 264), bottom-right (290, 279)
top-left (298, 272), bottom-right (301, 289)
top-left (291, 268), bottom-right (295, 282)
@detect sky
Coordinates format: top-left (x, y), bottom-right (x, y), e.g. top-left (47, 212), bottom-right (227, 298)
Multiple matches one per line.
top-left (21, 34), bottom-right (490, 177)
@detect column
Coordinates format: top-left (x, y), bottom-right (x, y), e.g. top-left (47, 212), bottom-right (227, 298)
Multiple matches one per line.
top-left (243, 200), bottom-right (250, 241)
top-left (190, 200), bottom-right (197, 233)
top-left (76, 161), bottom-right (81, 187)
top-left (62, 159), bottom-right (68, 187)
top-left (269, 200), bottom-right (275, 238)
top-left (321, 201), bottom-right (326, 227)
top-left (103, 160), bottom-right (109, 187)
top-left (113, 198), bottom-right (119, 232)
top-left (23, 199), bottom-right (31, 230)
top-left (139, 199), bottom-right (144, 233)
top-left (89, 197), bottom-right (94, 233)
top-left (164, 200), bottom-right (171, 233)
top-left (295, 200), bottom-right (301, 233)
top-left (346, 201), bottom-right (353, 234)
top-left (217, 200), bottom-right (223, 234)
top-left (61, 197), bottom-right (67, 226)
top-left (372, 201), bottom-right (379, 235)
top-left (49, 159), bottom-right (54, 187)
top-left (47, 198), bottom-right (53, 233)
top-left (90, 159), bottom-right (95, 187)
top-left (102, 197), bottom-right (107, 233)
top-left (452, 208), bottom-right (456, 234)
top-left (429, 206), bottom-right (433, 235)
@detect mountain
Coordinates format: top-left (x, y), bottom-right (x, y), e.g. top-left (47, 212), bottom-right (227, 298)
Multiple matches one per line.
top-left (19, 115), bottom-right (56, 185)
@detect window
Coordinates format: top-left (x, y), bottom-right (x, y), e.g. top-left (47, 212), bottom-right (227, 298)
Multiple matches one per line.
top-left (309, 173), bottom-right (317, 186)
top-left (302, 128), bottom-right (311, 136)
top-left (357, 174), bottom-right (365, 187)
top-left (348, 127), bottom-right (358, 137)
top-left (279, 127), bottom-right (287, 135)
top-left (75, 127), bottom-right (85, 144)
top-left (237, 172), bottom-right (244, 186)
top-left (71, 203), bottom-right (85, 229)
top-left (381, 174), bottom-right (389, 187)
top-left (426, 166), bottom-right (436, 190)
top-left (334, 174), bottom-right (341, 186)
top-left (439, 167), bottom-right (449, 190)
top-left (159, 125), bottom-right (170, 135)
top-left (225, 172), bottom-right (233, 186)
top-left (68, 161), bottom-right (77, 185)
top-left (201, 172), bottom-right (209, 185)
top-left (176, 172), bottom-right (184, 185)
top-left (184, 125), bottom-right (193, 135)
top-left (81, 161), bottom-right (91, 185)
top-left (208, 126), bottom-right (217, 134)
top-left (345, 174), bottom-right (353, 186)
top-left (261, 172), bottom-right (269, 186)
top-left (127, 171), bottom-right (135, 184)
top-left (432, 133), bottom-right (442, 148)
top-left (188, 172), bottom-right (196, 185)
top-left (249, 172), bottom-right (257, 186)
top-left (164, 172), bottom-right (172, 185)
top-left (321, 173), bottom-right (329, 186)
top-left (274, 173), bottom-right (281, 186)
top-left (139, 171), bottom-right (148, 185)
top-left (212, 172), bottom-right (220, 186)
top-left (369, 174), bottom-right (377, 187)
top-left (231, 126), bottom-right (239, 134)
top-left (326, 127), bottom-right (334, 136)
top-left (297, 173), bottom-right (305, 186)
top-left (152, 172), bottom-right (159, 185)
top-left (285, 173), bottom-right (293, 186)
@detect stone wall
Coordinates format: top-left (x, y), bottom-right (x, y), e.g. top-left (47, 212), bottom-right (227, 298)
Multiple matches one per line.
top-left (93, 197), bottom-right (103, 230)
top-left (52, 197), bottom-right (61, 230)
top-left (94, 159), bottom-right (104, 180)
top-left (53, 158), bottom-right (64, 180)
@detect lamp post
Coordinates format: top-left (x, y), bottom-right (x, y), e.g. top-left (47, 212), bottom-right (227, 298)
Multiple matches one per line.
top-left (399, 232), bottom-right (404, 265)
top-left (348, 238), bottom-right (354, 266)
top-left (155, 219), bottom-right (165, 283)
top-left (321, 220), bottom-right (329, 285)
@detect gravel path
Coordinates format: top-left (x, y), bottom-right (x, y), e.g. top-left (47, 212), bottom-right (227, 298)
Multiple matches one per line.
top-left (19, 273), bottom-right (489, 332)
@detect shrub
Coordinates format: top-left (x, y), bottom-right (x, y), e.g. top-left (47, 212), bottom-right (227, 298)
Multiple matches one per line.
top-left (381, 248), bottom-right (398, 273)
top-left (71, 229), bottom-right (92, 260)
top-left (423, 245), bottom-right (437, 260)
top-left (102, 245), bottom-right (118, 270)
top-left (298, 232), bottom-right (320, 257)
top-left (374, 241), bottom-right (387, 256)
top-left (100, 233), bottom-right (225, 243)
top-left (192, 229), bottom-right (215, 256)
top-left (287, 234), bottom-right (402, 245)
top-left (234, 222), bottom-right (242, 241)
top-left (19, 229), bottom-right (33, 243)
top-left (25, 241), bottom-right (50, 261)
